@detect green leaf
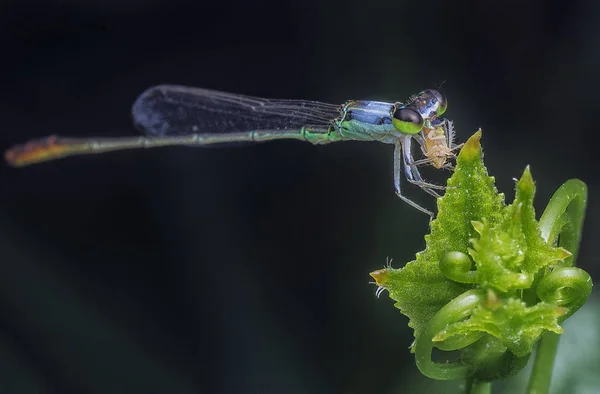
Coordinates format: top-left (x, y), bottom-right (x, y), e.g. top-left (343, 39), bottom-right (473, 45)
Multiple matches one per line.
top-left (434, 294), bottom-right (567, 357)
top-left (371, 131), bottom-right (504, 341)
top-left (469, 168), bottom-right (571, 292)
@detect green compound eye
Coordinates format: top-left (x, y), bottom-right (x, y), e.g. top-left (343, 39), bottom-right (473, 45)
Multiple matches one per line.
top-left (392, 107), bottom-right (424, 135)
top-left (432, 90), bottom-right (448, 115)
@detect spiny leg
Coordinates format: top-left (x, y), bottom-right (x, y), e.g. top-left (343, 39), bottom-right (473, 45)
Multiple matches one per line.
top-left (450, 143), bottom-right (464, 152)
top-left (410, 153), bottom-right (459, 168)
top-left (410, 156), bottom-right (441, 167)
top-left (437, 118), bottom-right (464, 152)
top-left (401, 135), bottom-right (446, 192)
top-left (393, 141), bottom-right (434, 218)
top-left (413, 133), bottom-right (427, 154)
top-left (401, 139), bottom-right (442, 198)
top-left (442, 163), bottom-right (456, 171)
top-left (403, 141), bottom-right (458, 194)
top-left (408, 156), bottom-right (457, 175)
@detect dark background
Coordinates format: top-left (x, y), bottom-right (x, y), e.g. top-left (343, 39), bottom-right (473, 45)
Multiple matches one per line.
top-left (1, 0), bottom-right (598, 393)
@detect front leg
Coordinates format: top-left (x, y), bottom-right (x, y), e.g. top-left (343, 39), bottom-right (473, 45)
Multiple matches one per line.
top-left (401, 135), bottom-right (446, 192)
top-left (393, 140), bottom-right (434, 218)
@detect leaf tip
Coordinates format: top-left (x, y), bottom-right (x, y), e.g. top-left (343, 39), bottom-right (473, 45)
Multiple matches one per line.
top-left (517, 165), bottom-right (535, 194)
top-left (370, 268), bottom-right (390, 285)
top-left (557, 247), bottom-right (572, 260)
top-left (458, 129), bottom-right (482, 161)
top-left (471, 220), bottom-right (484, 234)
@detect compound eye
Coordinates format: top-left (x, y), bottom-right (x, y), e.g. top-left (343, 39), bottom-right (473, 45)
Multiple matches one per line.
top-left (431, 89), bottom-right (447, 115)
top-left (392, 107), bottom-right (424, 135)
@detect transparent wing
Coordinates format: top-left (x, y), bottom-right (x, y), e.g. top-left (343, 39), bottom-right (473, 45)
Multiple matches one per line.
top-left (132, 85), bottom-right (342, 136)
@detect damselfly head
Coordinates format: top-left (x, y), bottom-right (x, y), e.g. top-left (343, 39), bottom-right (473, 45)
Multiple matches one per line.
top-left (406, 89), bottom-right (448, 122)
top-left (419, 89), bottom-right (447, 116)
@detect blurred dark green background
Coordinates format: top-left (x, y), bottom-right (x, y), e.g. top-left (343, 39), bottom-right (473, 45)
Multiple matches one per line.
top-left (1, 0), bottom-right (598, 393)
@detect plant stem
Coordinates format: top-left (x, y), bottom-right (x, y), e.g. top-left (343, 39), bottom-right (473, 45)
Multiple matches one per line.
top-left (538, 179), bottom-right (587, 259)
top-left (526, 333), bottom-right (560, 394)
top-left (465, 378), bottom-right (491, 394)
top-left (526, 179), bottom-right (587, 394)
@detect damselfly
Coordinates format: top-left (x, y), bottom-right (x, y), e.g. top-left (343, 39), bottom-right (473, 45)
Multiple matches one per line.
top-left (5, 85), bottom-right (459, 216)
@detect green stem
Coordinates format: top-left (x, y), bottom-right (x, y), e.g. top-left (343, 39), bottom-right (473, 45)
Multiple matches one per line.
top-left (526, 333), bottom-right (560, 394)
top-left (465, 378), bottom-right (491, 394)
top-left (526, 179), bottom-right (587, 394)
top-left (538, 179), bottom-right (587, 260)
top-left (415, 290), bottom-right (486, 380)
